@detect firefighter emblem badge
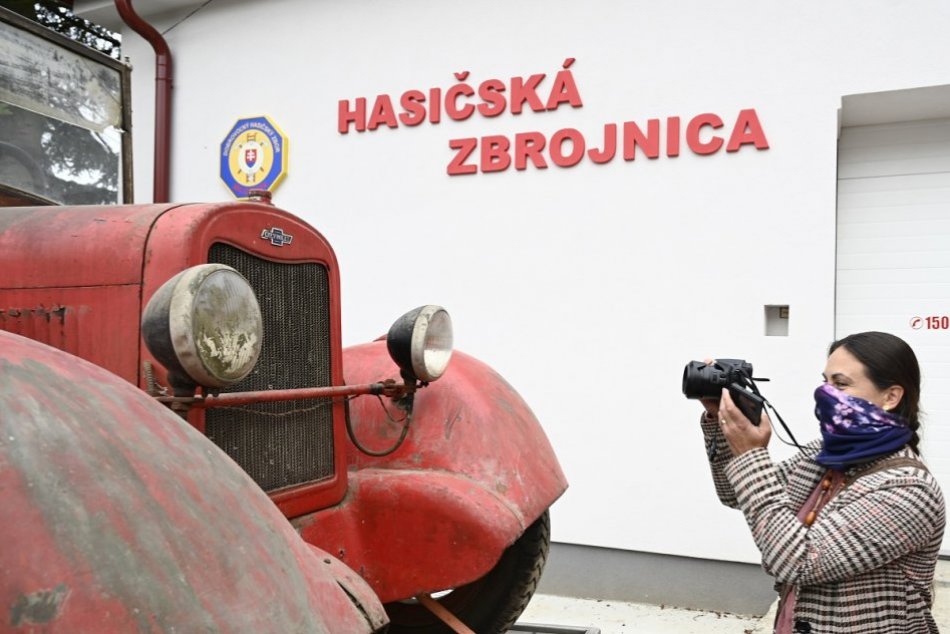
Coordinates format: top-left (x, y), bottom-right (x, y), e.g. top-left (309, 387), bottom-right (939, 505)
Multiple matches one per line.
top-left (221, 116), bottom-right (288, 198)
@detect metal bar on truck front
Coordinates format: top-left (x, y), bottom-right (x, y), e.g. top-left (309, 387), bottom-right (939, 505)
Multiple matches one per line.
top-left (156, 380), bottom-right (410, 408)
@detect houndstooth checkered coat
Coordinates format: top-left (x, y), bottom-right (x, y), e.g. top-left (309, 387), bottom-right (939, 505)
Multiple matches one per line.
top-left (701, 415), bottom-right (945, 633)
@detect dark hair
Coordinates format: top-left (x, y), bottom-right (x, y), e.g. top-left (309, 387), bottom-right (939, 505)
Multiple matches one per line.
top-left (829, 331), bottom-right (922, 454)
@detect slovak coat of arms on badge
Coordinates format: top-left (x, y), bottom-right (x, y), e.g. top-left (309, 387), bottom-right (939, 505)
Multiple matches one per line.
top-left (220, 116), bottom-right (288, 198)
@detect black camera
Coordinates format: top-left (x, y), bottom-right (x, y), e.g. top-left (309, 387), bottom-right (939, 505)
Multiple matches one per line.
top-left (683, 359), bottom-right (764, 425)
top-left (682, 359), bottom-right (754, 399)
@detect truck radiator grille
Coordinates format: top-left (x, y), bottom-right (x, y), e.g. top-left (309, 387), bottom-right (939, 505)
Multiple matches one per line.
top-left (206, 243), bottom-right (335, 493)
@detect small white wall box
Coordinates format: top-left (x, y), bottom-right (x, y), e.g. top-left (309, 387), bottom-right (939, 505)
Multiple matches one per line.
top-left (765, 305), bottom-right (790, 336)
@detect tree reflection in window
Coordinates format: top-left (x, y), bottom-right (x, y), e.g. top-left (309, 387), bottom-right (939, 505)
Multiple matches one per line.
top-left (0, 102), bottom-right (121, 205)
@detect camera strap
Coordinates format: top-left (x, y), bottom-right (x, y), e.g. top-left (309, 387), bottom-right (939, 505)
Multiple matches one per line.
top-left (745, 379), bottom-right (805, 453)
top-left (764, 400), bottom-right (804, 452)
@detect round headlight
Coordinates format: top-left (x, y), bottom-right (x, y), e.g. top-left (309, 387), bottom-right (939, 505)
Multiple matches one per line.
top-left (142, 264), bottom-right (263, 389)
top-left (387, 305), bottom-right (453, 382)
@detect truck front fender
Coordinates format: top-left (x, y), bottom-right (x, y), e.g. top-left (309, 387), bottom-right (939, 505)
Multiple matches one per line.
top-left (292, 340), bottom-right (567, 601)
top-left (293, 467), bottom-right (525, 603)
top-left (0, 331), bottom-right (387, 633)
top-left (344, 340), bottom-right (567, 529)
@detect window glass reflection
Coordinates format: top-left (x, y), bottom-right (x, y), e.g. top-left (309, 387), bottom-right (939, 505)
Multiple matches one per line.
top-left (0, 102), bottom-right (121, 204)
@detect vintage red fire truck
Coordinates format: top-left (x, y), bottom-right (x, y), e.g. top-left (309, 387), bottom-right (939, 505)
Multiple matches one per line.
top-left (0, 5), bottom-right (567, 633)
top-left (0, 199), bottom-right (568, 633)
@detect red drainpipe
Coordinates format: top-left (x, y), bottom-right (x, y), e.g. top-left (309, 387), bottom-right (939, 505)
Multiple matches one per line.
top-left (114, 0), bottom-right (172, 203)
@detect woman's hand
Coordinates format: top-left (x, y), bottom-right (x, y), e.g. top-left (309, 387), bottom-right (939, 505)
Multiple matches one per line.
top-left (718, 388), bottom-right (772, 456)
top-left (700, 398), bottom-right (720, 418)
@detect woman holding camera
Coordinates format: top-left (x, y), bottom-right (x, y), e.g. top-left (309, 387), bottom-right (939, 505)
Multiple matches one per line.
top-left (701, 331), bottom-right (945, 633)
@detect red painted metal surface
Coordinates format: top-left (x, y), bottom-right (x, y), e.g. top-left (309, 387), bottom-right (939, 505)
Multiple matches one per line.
top-left (0, 205), bottom-right (175, 288)
top-left (0, 205), bottom-right (173, 383)
top-left (294, 341), bottom-right (568, 603)
top-left (0, 203), bottom-right (350, 517)
top-left (0, 205), bottom-right (177, 383)
top-left (0, 286), bottom-right (142, 384)
top-left (139, 202), bottom-right (349, 517)
top-left (0, 331), bottom-right (386, 632)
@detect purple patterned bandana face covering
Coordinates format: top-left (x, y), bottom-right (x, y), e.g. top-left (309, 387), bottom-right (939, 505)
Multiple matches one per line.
top-left (813, 384), bottom-right (912, 469)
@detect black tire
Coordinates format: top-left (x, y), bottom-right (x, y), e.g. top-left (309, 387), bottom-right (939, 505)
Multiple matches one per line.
top-left (384, 510), bottom-right (551, 634)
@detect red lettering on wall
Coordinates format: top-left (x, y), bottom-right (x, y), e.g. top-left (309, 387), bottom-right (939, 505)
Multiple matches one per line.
top-left (623, 119), bottom-right (660, 160)
top-left (666, 116), bottom-right (681, 157)
top-left (481, 135), bottom-right (511, 172)
top-left (447, 138), bottom-right (478, 175)
top-left (340, 59), bottom-right (587, 133)
top-left (338, 97), bottom-right (366, 134)
top-left (514, 132), bottom-right (549, 170)
top-left (546, 69), bottom-right (583, 110)
top-left (477, 79), bottom-right (507, 117)
top-left (446, 84), bottom-right (476, 121)
top-left (588, 124), bottom-right (617, 164)
top-left (443, 108), bottom-right (769, 175)
top-left (429, 87), bottom-right (442, 124)
top-left (399, 90), bottom-right (426, 126)
top-left (515, 132), bottom-right (548, 170)
top-left (550, 128), bottom-right (585, 167)
top-left (510, 74), bottom-right (547, 114)
top-left (726, 109), bottom-right (769, 152)
top-left (686, 113), bottom-right (724, 155)
top-left (367, 95), bottom-right (398, 131)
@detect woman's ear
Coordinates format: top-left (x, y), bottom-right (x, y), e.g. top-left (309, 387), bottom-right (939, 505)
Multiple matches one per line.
top-left (883, 385), bottom-right (905, 412)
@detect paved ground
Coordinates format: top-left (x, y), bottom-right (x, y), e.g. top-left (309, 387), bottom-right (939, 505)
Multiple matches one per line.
top-left (516, 559), bottom-right (950, 634)
top-left (518, 596), bottom-right (758, 634)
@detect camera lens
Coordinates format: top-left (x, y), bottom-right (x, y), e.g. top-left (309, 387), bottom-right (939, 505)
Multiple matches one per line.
top-left (682, 359), bottom-right (755, 400)
top-left (682, 361), bottom-right (722, 399)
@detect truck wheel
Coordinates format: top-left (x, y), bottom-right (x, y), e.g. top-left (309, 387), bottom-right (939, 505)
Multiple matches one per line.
top-left (385, 510), bottom-right (550, 634)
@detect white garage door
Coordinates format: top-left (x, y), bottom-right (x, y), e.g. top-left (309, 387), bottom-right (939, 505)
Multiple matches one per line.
top-left (837, 118), bottom-right (950, 551)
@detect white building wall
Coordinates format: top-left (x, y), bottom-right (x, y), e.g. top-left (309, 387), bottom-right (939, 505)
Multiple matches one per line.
top-left (104, 0), bottom-right (950, 564)
top-left (836, 117), bottom-right (950, 553)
